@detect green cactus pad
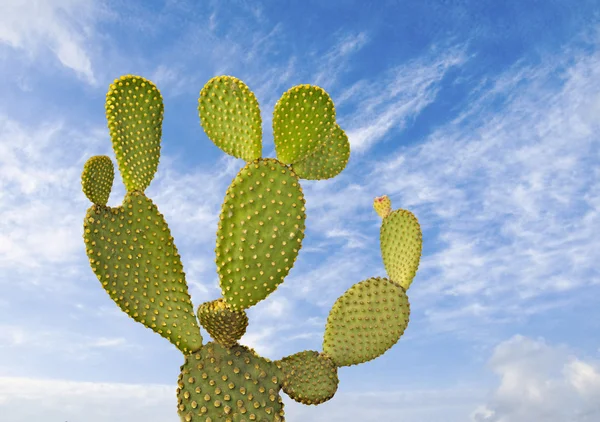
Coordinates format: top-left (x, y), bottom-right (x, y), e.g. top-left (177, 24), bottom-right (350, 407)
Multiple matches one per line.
top-left (216, 158), bottom-right (306, 310)
top-left (198, 298), bottom-right (249, 348)
top-left (380, 209), bottom-right (422, 290)
top-left (291, 124), bottom-right (350, 180)
top-left (83, 191), bottom-right (202, 354)
top-left (105, 75), bottom-right (163, 192)
top-left (198, 75), bottom-right (262, 161)
top-left (323, 277), bottom-right (410, 367)
top-left (81, 155), bottom-right (114, 206)
top-left (273, 85), bottom-right (336, 164)
top-left (277, 351), bottom-right (338, 405)
top-left (177, 342), bottom-right (285, 422)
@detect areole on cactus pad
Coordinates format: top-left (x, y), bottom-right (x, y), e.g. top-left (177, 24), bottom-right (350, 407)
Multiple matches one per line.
top-left (81, 74), bottom-right (423, 422)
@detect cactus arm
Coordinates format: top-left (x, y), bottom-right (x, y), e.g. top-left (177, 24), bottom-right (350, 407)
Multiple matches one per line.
top-left (275, 350), bottom-right (338, 405)
top-left (377, 196), bottom-right (423, 290)
top-left (83, 192), bottom-right (203, 354)
top-left (216, 158), bottom-right (306, 310)
top-left (105, 75), bottom-right (163, 193)
top-left (198, 75), bottom-right (262, 161)
top-left (81, 155), bottom-right (114, 206)
top-left (272, 85), bottom-right (336, 164)
top-left (322, 277), bottom-right (410, 367)
top-left (291, 123), bottom-right (350, 180)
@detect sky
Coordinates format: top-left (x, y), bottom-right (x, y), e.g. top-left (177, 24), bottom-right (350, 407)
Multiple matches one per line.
top-left (0, 0), bottom-right (599, 421)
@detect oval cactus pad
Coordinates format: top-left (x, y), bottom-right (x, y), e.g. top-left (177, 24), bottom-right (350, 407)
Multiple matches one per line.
top-left (198, 75), bottom-right (262, 161)
top-left (323, 277), bottom-right (410, 367)
top-left (177, 342), bottom-right (285, 422)
top-left (277, 350), bottom-right (338, 405)
top-left (83, 192), bottom-right (202, 354)
top-left (216, 158), bottom-right (306, 310)
top-left (292, 123), bottom-right (350, 180)
top-left (81, 155), bottom-right (114, 206)
top-left (380, 208), bottom-right (423, 290)
top-left (273, 84), bottom-right (336, 164)
top-left (105, 75), bottom-right (163, 192)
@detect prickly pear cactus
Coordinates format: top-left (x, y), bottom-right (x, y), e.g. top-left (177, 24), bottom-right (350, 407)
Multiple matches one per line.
top-left (81, 75), bottom-right (423, 421)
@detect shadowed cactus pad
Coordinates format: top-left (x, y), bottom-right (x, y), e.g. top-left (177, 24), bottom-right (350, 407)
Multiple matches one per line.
top-left (277, 351), bottom-right (338, 405)
top-left (216, 158), bottom-right (306, 310)
top-left (177, 342), bottom-right (285, 422)
top-left (81, 155), bottom-right (114, 206)
top-left (380, 205), bottom-right (423, 290)
top-left (198, 76), bottom-right (262, 161)
top-left (198, 299), bottom-right (248, 348)
top-left (273, 85), bottom-right (336, 164)
top-left (323, 277), bottom-right (410, 367)
top-left (105, 75), bottom-right (163, 192)
top-left (83, 191), bottom-right (202, 354)
top-left (291, 123), bottom-right (350, 180)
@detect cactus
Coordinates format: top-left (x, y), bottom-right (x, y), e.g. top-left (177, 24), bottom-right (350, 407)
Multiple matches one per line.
top-left (81, 74), bottom-right (423, 421)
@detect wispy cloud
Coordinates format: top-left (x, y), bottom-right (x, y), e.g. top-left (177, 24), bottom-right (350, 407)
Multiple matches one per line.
top-left (339, 45), bottom-right (468, 152)
top-left (0, 0), bottom-right (98, 84)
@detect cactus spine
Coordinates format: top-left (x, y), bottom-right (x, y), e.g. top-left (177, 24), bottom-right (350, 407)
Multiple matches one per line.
top-left (81, 75), bottom-right (422, 421)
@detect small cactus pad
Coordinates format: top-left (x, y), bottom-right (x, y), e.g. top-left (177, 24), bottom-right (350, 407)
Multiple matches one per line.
top-left (323, 277), bottom-right (410, 367)
top-left (273, 85), bottom-right (336, 164)
top-left (198, 76), bottom-right (262, 161)
top-left (291, 124), bottom-right (350, 180)
top-left (198, 298), bottom-right (249, 348)
top-left (83, 192), bottom-right (202, 354)
top-left (380, 208), bottom-right (422, 290)
top-left (81, 155), bottom-right (114, 206)
top-left (105, 75), bottom-right (163, 192)
top-left (277, 351), bottom-right (338, 405)
top-left (177, 342), bottom-right (285, 422)
top-left (373, 195), bottom-right (392, 218)
top-left (216, 158), bottom-right (306, 310)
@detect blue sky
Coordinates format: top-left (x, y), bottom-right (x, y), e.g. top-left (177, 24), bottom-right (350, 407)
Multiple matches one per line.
top-left (1, 0), bottom-right (599, 420)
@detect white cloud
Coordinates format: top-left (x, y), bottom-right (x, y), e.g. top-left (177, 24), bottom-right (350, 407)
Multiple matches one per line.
top-left (0, 0), bottom-right (97, 83)
top-left (0, 377), bottom-right (177, 422)
top-left (471, 335), bottom-right (600, 422)
top-left (0, 115), bottom-right (109, 275)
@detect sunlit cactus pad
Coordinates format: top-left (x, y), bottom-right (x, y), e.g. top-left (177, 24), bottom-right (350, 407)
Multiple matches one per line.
top-left (198, 299), bottom-right (248, 348)
top-left (216, 158), bottom-right (306, 310)
top-left (198, 75), bottom-right (262, 161)
top-left (277, 351), bottom-right (338, 405)
top-left (83, 191), bottom-right (202, 354)
top-left (81, 155), bottom-right (114, 206)
top-left (323, 277), bottom-right (410, 367)
top-left (380, 208), bottom-right (422, 290)
top-left (273, 85), bottom-right (336, 164)
top-left (105, 75), bottom-right (163, 192)
top-left (177, 342), bottom-right (285, 422)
